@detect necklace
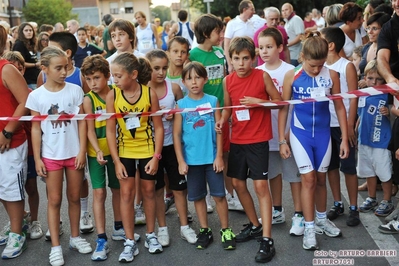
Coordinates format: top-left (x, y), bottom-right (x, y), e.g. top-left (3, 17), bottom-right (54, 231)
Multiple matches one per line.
top-left (124, 88), bottom-right (140, 98)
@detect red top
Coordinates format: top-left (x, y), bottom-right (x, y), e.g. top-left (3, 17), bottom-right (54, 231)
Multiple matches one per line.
top-left (304, 20), bottom-right (316, 29)
top-left (0, 59), bottom-right (27, 148)
top-left (226, 68), bottom-right (272, 144)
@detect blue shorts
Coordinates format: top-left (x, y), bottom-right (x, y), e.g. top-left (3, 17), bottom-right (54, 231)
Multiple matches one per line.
top-left (27, 155), bottom-right (38, 179)
top-left (328, 127), bottom-right (356, 174)
top-left (186, 164), bottom-right (225, 201)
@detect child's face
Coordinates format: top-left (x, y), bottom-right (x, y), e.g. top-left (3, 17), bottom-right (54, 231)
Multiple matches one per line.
top-left (365, 71), bottom-right (384, 87)
top-left (150, 57), bottom-right (168, 84)
top-left (84, 71), bottom-right (109, 94)
top-left (111, 28), bottom-right (133, 52)
top-left (208, 28), bottom-right (223, 46)
top-left (302, 57), bottom-right (326, 77)
top-left (77, 30), bottom-right (87, 43)
top-left (44, 56), bottom-right (68, 84)
top-left (10, 61), bottom-right (25, 75)
top-left (111, 63), bottom-right (137, 90)
top-left (168, 41), bottom-right (188, 67)
top-left (231, 50), bottom-right (254, 77)
top-left (182, 69), bottom-right (208, 95)
top-left (352, 53), bottom-right (361, 72)
top-left (258, 36), bottom-right (282, 64)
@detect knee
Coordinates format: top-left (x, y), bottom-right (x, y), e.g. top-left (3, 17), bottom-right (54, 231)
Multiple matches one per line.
top-left (94, 189), bottom-right (107, 202)
top-left (232, 179), bottom-right (246, 191)
top-left (120, 189), bottom-right (134, 202)
top-left (254, 182), bottom-right (269, 197)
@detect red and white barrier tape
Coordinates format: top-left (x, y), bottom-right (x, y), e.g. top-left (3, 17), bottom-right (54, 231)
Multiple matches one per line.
top-left (1, 83), bottom-right (398, 122)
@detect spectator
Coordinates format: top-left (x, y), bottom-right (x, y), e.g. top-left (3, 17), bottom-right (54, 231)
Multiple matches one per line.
top-left (67, 19), bottom-right (79, 41)
top-left (325, 3), bottom-right (344, 27)
top-left (168, 10), bottom-right (195, 47)
top-left (38, 24), bottom-right (54, 35)
top-left (312, 8), bottom-right (325, 30)
top-left (304, 12), bottom-right (317, 33)
top-left (102, 14), bottom-right (115, 58)
top-left (36, 32), bottom-right (50, 60)
top-left (53, 22), bottom-right (64, 33)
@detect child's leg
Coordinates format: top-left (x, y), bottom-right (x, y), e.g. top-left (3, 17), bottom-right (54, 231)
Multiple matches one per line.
top-left (301, 171), bottom-right (317, 222)
top-left (110, 188), bottom-right (122, 223)
top-left (119, 177), bottom-right (136, 240)
top-left (233, 178), bottom-right (260, 226)
top-left (46, 169), bottom-right (64, 246)
top-left (207, 166), bottom-right (228, 229)
top-left (65, 168), bottom-right (84, 238)
top-left (382, 180), bottom-right (393, 201)
top-left (93, 188), bottom-right (106, 234)
top-left (254, 179), bottom-right (272, 238)
top-left (135, 170), bottom-right (142, 205)
top-left (4, 201), bottom-right (24, 235)
top-left (366, 177), bottom-right (377, 198)
top-left (345, 173), bottom-right (358, 206)
top-left (174, 190), bottom-right (189, 226)
top-left (25, 178), bottom-right (39, 221)
top-left (155, 187), bottom-right (166, 227)
top-left (195, 198), bottom-right (208, 228)
top-left (269, 174), bottom-right (282, 207)
top-left (290, 182), bottom-right (302, 212)
top-left (140, 179), bottom-right (156, 233)
top-left (327, 169), bottom-right (341, 202)
top-left (315, 172), bottom-right (327, 213)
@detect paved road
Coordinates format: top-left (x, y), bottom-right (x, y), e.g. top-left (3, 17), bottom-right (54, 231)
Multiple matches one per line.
top-left (1, 174), bottom-right (398, 266)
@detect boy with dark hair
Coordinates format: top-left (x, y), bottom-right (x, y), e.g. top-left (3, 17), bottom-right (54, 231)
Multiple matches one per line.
top-left (74, 27), bottom-right (105, 68)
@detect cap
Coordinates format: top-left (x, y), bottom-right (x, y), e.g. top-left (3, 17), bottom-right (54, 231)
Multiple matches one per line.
top-left (154, 18), bottom-right (160, 22)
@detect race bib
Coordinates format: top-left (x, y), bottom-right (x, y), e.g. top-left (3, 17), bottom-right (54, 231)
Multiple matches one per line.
top-left (236, 109), bottom-right (250, 121)
top-left (310, 87), bottom-right (326, 98)
top-left (126, 117), bottom-right (140, 130)
top-left (197, 102), bottom-right (213, 116)
top-left (358, 96), bottom-right (366, 108)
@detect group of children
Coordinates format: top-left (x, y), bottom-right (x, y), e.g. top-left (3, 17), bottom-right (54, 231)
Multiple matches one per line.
top-left (1, 12), bottom-right (398, 266)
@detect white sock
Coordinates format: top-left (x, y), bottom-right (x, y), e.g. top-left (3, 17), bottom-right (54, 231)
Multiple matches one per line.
top-left (181, 225), bottom-right (189, 231)
top-left (51, 245), bottom-right (62, 252)
top-left (158, 226), bottom-right (168, 232)
top-left (316, 211), bottom-right (326, 219)
top-left (80, 196), bottom-right (88, 214)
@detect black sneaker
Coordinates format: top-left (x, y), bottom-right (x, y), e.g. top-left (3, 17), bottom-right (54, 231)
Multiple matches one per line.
top-left (196, 228), bottom-right (213, 249)
top-left (327, 202), bottom-right (344, 220)
top-left (235, 223), bottom-right (262, 242)
top-left (220, 228), bottom-right (236, 250)
top-left (346, 209), bottom-right (360, 226)
top-left (255, 238), bottom-right (276, 263)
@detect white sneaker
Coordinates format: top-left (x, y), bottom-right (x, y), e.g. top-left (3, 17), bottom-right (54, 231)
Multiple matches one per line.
top-left (157, 228), bottom-right (170, 247)
top-left (112, 228), bottom-right (126, 241)
top-left (1, 232), bottom-right (26, 259)
top-left (45, 221), bottom-right (64, 241)
top-left (272, 208), bottom-right (285, 224)
top-left (49, 248), bottom-right (64, 266)
top-left (303, 227), bottom-right (318, 250)
top-left (227, 193), bottom-right (244, 211)
top-left (135, 203), bottom-right (146, 225)
top-left (315, 217), bottom-right (342, 237)
top-left (91, 238), bottom-right (109, 261)
top-left (206, 194), bottom-right (214, 213)
top-left (30, 221), bottom-right (44, 240)
top-left (119, 239), bottom-right (139, 262)
top-left (385, 206), bottom-right (399, 223)
top-left (290, 214), bottom-right (305, 236)
top-left (80, 212), bottom-right (94, 234)
top-left (0, 222), bottom-right (10, 246)
top-left (144, 232), bottom-right (163, 254)
top-left (69, 237), bottom-right (92, 254)
top-left (181, 226), bottom-right (197, 244)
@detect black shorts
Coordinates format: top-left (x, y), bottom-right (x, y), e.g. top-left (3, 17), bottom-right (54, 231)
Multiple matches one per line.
top-left (328, 127), bottom-right (356, 174)
top-left (155, 145), bottom-right (187, 191)
top-left (227, 141), bottom-right (269, 180)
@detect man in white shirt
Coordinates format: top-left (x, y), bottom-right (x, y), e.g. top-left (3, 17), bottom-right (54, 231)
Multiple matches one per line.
top-left (312, 8), bottom-right (325, 31)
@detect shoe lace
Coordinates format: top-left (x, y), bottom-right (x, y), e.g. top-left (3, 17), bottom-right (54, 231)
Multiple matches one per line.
top-left (147, 235), bottom-right (160, 246)
top-left (223, 229), bottom-right (235, 241)
top-left (123, 242), bottom-right (133, 253)
top-left (240, 223), bottom-right (252, 232)
top-left (96, 239), bottom-right (105, 251)
top-left (257, 239), bottom-right (269, 253)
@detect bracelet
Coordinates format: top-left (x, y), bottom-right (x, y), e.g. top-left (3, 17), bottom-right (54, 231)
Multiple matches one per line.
top-left (96, 150), bottom-right (102, 153)
top-left (278, 139), bottom-right (287, 145)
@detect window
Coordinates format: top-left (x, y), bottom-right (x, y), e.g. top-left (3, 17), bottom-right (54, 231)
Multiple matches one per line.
top-left (125, 2), bottom-right (134, 14)
top-left (110, 2), bottom-right (119, 14)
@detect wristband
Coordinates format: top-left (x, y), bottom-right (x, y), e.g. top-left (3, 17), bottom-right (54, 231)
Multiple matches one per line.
top-left (278, 139), bottom-right (287, 145)
top-left (153, 153), bottom-right (162, 160)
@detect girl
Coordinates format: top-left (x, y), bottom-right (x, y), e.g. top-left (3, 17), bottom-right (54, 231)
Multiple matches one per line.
top-left (278, 32), bottom-right (349, 250)
top-left (106, 52), bottom-right (164, 262)
top-left (146, 49), bottom-right (198, 245)
top-left (36, 32), bottom-right (50, 60)
top-left (26, 46), bottom-right (91, 266)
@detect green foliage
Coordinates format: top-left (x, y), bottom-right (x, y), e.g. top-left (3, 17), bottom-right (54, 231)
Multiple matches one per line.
top-left (22, 0), bottom-right (77, 26)
top-left (151, 5), bottom-right (172, 22)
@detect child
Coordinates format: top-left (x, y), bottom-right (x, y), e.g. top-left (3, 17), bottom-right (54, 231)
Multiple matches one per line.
top-left (26, 46), bottom-right (92, 266)
top-left (357, 60), bottom-right (394, 216)
top-left (166, 36), bottom-right (190, 97)
top-left (215, 36), bottom-right (282, 263)
top-left (106, 52), bottom-right (164, 262)
top-left (146, 49), bottom-right (198, 245)
top-left (278, 32), bottom-right (349, 251)
top-left (256, 28), bottom-right (303, 235)
top-left (320, 27), bottom-right (360, 227)
top-left (190, 13), bottom-right (243, 213)
top-left (174, 61), bottom-right (236, 250)
top-left (74, 27), bottom-right (105, 68)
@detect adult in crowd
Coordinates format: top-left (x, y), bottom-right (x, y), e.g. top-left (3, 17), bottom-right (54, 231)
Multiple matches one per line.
top-left (154, 18), bottom-right (163, 36)
top-left (363, 0), bottom-right (385, 29)
top-left (53, 22), bottom-right (64, 33)
top-left (281, 2), bottom-right (304, 66)
top-left (161, 21), bottom-right (171, 51)
top-left (312, 8), bottom-right (325, 30)
top-left (304, 12), bottom-right (317, 33)
top-left (38, 24), bottom-right (53, 35)
top-left (36, 32), bottom-right (50, 60)
top-left (135, 11), bottom-right (161, 54)
top-left (251, 8), bottom-right (267, 32)
top-left (67, 19), bottom-right (79, 41)
top-left (168, 10), bottom-right (195, 47)
top-left (102, 14), bottom-right (116, 58)
top-left (322, 6), bottom-right (330, 19)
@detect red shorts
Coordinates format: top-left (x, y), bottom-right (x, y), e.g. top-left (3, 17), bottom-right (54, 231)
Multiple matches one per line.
top-left (222, 121), bottom-right (230, 152)
top-left (42, 157), bottom-right (76, 171)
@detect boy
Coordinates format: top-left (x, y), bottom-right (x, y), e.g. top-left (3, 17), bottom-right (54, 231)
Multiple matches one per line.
top-left (357, 60), bottom-right (394, 217)
top-left (166, 36), bottom-right (190, 97)
top-left (215, 36), bottom-right (282, 263)
top-left (74, 27), bottom-right (105, 68)
top-left (190, 14), bottom-right (243, 213)
top-left (320, 27), bottom-right (360, 226)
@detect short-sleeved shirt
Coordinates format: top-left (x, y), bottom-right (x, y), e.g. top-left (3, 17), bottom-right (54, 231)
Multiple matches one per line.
top-left (254, 25), bottom-right (288, 65)
top-left (103, 27), bottom-right (116, 58)
top-left (12, 40), bottom-right (40, 85)
top-left (340, 25), bottom-right (366, 58)
top-left (284, 15), bottom-right (305, 60)
top-left (377, 13), bottom-right (399, 79)
top-left (224, 15), bottom-right (256, 40)
top-left (74, 43), bottom-right (104, 68)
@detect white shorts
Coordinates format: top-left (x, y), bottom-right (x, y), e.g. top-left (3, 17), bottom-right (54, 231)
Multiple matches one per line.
top-left (269, 151), bottom-right (301, 183)
top-left (357, 144), bottom-right (392, 182)
top-left (0, 141), bottom-right (27, 201)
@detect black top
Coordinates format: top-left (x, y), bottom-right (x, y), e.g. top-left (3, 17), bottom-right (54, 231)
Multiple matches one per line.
top-left (377, 13), bottom-right (399, 79)
top-left (12, 40), bottom-right (40, 85)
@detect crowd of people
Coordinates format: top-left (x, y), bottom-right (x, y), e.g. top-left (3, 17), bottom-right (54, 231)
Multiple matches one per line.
top-left (1, 0), bottom-right (399, 265)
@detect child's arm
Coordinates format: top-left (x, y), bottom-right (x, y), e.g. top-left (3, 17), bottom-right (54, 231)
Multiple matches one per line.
top-left (31, 112), bottom-right (46, 177)
top-left (173, 104), bottom-right (188, 175)
top-left (215, 77), bottom-right (232, 134)
top-left (213, 101), bottom-right (224, 173)
top-left (278, 70), bottom-right (294, 159)
top-left (80, 74), bottom-right (91, 94)
top-left (83, 96), bottom-right (107, 165)
top-left (330, 69), bottom-right (349, 159)
top-left (75, 104), bottom-right (87, 170)
top-left (346, 62), bottom-right (359, 147)
top-left (144, 89), bottom-right (164, 175)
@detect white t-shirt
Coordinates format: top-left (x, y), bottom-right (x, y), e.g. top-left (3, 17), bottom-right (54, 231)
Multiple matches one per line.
top-left (256, 61), bottom-right (295, 151)
top-left (250, 14), bottom-right (267, 32)
top-left (340, 25), bottom-right (366, 58)
top-left (25, 82), bottom-right (84, 159)
top-left (313, 16), bottom-right (325, 30)
top-left (224, 15), bottom-right (255, 40)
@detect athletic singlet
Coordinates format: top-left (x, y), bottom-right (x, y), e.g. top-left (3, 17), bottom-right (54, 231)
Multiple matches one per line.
top-left (136, 23), bottom-right (156, 54)
top-left (166, 72), bottom-right (188, 96)
top-left (43, 66), bottom-right (83, 87)
top-left (114, 85), bottom-right (155, 159)
top-left (85, 90), bottom-right (110, 157)
top-left (177, 21), bottom-right (194, 46)
top-left (158, 80), bottom-right (175, 146)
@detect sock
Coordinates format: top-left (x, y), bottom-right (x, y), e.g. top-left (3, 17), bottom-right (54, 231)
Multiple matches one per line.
top-left (294, 211), bottom-right (303, 217)
top-left (350, 205), bottom-right (357, 211)
top-left (51, 245), bottom-right (62, 252)
top-left (274, 206), bottom-right (282, 212)
top-left (304, 221), bottom-right (315, 228)
top-left (114, 221), bottom-right (123, 230)
top-left (158, 226), bottom-right (168, 232)
top-left (98, 233), bottom-right (108, 240)
top-left (70, 236), bottom-right (80, 241)
top-left (165, 193), bottom-right (173, 198)
top-left (181, 225), bottom-right (189, 231)
top-left (80, 196), bottom-right (89, 214)
top-left (316, 211), bottom-right (326, 219)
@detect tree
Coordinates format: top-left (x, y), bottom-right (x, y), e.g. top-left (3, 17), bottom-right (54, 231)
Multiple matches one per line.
top-left (151, 5), bottom-right (172, 23)
top-left (22, 0), bottom-right (77, 27)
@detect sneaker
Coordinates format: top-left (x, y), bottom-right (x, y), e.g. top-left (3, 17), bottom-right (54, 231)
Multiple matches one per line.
top-left (315, 217), bottom-right (342, 237)
top-left (290, 214), bottom-right (305, 236)
top-left (91, 238), bottom-right (109, 261)
top-left (235, 223), bottom-right (262, 242)
top-left (385, 206), bottom-right (399, 223)
top-left (206, 194), bottom-right (214, 213)
top-left (255, 238), bottom-right (276, 263)
top-left (144, 232), bottom-right (163, 254)
top-left (375, 200), bottom-right (395, 217)
top-left (327, 202), bottom-right (344, 220)
top-left (1, 232), bottom-right (27, 259)
top-left (359, 197), bottom-right (378, 212)
top-left (69, 237), bottom-right (92, 254)
top-left (272, 208), bottom-right (285, 224)
top-left (29, 221), bottom-right (44, 240)
top-left (0, 222), bottom-right (10, 246)
top-left (45, 221), bottom-right (64, 241)
top-left (346, 209), bottom-right (360, 226)
top-left (227, 193), bottom-right (244, 211)
top-left (112, 227), bottom-right (125, 241)
top-left (80, 212), bottom-right (94, 234)
top-left (135, 203), bottom-right (146, 225)
top-left (220, 228), bottom-right (236, 250)
top-left (378, 220), bottom-right (399, 234)
top-left (303, 227), bottom-right (318, 250)
top-left (181, 226), bottom-right (197, 244)
top-left (165, 196), bottom-right (175, 214)
top-left (157, 228), bottom-right (170, 247)
top-left (119, 239), bottom-right (139, 263)
top-left (49, 248), bottom-right (64, 266)
top-left (22, 219), bottom-right (29, 237)
top-left (196, 228), bottom-right (213, 249)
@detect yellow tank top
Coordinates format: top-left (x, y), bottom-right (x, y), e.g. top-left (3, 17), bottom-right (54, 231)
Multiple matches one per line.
top-left (85, 91), bottom-right (110, 157)
top-left (114, 85), bottom-right (154, 158)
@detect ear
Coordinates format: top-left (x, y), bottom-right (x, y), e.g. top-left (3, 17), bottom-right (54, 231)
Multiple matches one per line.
top-left (328, 42), bottom-right (335, 51)
top-left (277, 44), bottom-right (283, 54)
top-left (131, 69), bottom-right (138, 80)
top-left (65, 49), bottom-right (72, 58)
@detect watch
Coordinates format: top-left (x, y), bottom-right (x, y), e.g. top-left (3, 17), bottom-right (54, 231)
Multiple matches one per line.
top-left (2, 129), bottom-right (13, 139)
top-left (153, 153), bottom-right (162, 160)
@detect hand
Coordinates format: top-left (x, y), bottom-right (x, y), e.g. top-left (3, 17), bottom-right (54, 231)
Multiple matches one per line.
top-left (358, 79), bottom-right (367, 89)
top-left (379, 106), bottom-right (389, 117)
top-left (75, 152), bottom-right (86, 170)
top-left (96, 151), bottom-right (108, 165)
top-left (35, 159), bottom-right (47, 178)
top-left (144, 157), bottom-right (159, 175)
top-left (395, 149), bottom-right (399, 161)
top-left (213, 157), bottom-right (224, 173)
top-left (115, 160), bottom-right (128, 179)
top-left (279, 144), bottom-right (291, 159)
top-left (239, 96), bottom-right (259, 105)
top-left (178, 161), bottom-right (188, 175)
top-left (0, 134), bottom-right (11, 154)
top-left (215, 118), bottom-right (225, 134)
top-left (339, 140), bottom-right (349, 159)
